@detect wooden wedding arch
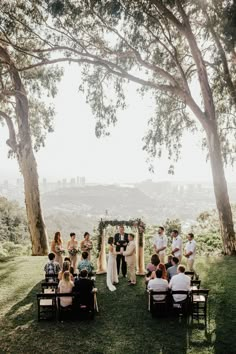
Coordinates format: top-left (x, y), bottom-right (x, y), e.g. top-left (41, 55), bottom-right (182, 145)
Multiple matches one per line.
top-left (96, 219), bottom-right (146, 275)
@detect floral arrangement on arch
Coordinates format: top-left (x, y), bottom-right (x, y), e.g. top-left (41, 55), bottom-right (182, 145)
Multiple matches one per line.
top-left (96, 218), bottom-right (146, 254)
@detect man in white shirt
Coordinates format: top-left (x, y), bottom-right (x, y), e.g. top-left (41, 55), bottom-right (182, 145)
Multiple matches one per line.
top-left (169, 265), bottom-right (191, 302)
top-left (171, 229), bottom-right (182, 263)
top-left (153, 226), bottom-right (168, 263)
top-left (184, 233), bottom-right (196, 272)
top-left (148, 269), bottom-right (168, 301)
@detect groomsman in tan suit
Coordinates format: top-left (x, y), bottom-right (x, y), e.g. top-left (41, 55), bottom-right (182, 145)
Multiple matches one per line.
top-left (122, 234), bottom-right (136, 286)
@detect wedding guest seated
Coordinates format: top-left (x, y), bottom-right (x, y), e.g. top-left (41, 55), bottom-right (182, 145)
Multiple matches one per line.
top-left (148, 269), bottom-right (169, 301)
top-left (58, 270), bottom-right (74, 308)
top-left (167, 257), bottom-right (179, 281)
top-left (58, 260), bottom-right (74, 281)
top-left (169, 265), bottom-right (191, 302)
top-left (165, 255), bottom-right (173, 270)
top-left (74, 269), bottom-right (95, 310)
top-left (157, 263), bottom-right (168, 280)
top-left (78, 252), bottom-right (94, 275)
top-left (44, 252), bottom-right (60, 280)
top-left (145, 254), bottom-right (160, 282)
top-left (64, 257), bottom-right (75, 275)
top-left (146, 254), bottom-right (160, 274)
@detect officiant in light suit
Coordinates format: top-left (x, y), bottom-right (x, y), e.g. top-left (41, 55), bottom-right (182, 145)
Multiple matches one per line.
top-left (122, 234), bottom-right (136, 286)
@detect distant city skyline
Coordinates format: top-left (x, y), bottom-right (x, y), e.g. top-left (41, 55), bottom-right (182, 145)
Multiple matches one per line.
top-left (1, 64), bottom-right (235, 185)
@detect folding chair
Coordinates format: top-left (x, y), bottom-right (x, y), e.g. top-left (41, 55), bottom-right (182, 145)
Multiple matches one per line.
top-left (171, 290), bottom-right (190, 317)
top-left (45, 274), bottom-right (59, 283)
top-left (149, 290), bottom-right (169, 317)
top-left (57, 293), bottom-right (75, 321)
top-left (191, 280), bottom-right (201, 289)
top-left (41, 281), bottom-right (58, 293)
top-left (191, 289), bottom-right (209, 322)
top-left (185, 271), bottom-right (195, 280)
top-left (37, 293), bottom-right (57, 321)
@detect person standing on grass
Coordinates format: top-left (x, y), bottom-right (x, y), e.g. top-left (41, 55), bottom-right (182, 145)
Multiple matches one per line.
top-left (106, 237), bottom-right (120, 291)
top-left (184, 233), bottom-right (196, 273)
top-left (67, 232), bottom-right (79, 270)
top-left (80, 232), bottom-right (93, 260)
top-left (114, 225), bottom-right (129, 277)
top-left (122, 233), bottom-right (136, 286)
top-left (171, 230), bottom-right (182, 263)
top-left (153, 226), bottom-right (168, 263)
top-left (51, 231), bottom-right (64, 268)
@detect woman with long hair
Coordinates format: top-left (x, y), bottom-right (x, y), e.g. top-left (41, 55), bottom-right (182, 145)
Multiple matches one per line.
top-left (157, 263), bottom-right (168, 280)
top-left (58, 270), bottom-right (74, 308)
top-left (67, 232), bottom-right (79, 270)
top-left (58, 260), bottom-right (74, 281)
top-left (51, 231), bottom-right (64, 268)
top-left (145, 254), bottom-right (160, 283)
top-left (106, 236), bottom-right (120, 291)
top-left (80, 232), bottom-right (93, 260)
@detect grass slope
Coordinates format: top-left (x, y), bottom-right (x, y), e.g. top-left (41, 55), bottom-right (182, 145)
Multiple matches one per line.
top-left (0, 256), bottom-right (235, 354)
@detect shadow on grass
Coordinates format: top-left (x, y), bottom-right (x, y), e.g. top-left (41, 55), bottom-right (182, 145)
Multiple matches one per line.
top-left (0, 263), bottom-right (225, 354)
top-left (202, 256), bottom-right (236, 354)
top-left (5, 281), bottom-right (42, 325)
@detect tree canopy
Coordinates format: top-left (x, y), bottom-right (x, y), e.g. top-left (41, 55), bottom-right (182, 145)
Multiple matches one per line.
top-left (0, 0), bottom-right (236, 253)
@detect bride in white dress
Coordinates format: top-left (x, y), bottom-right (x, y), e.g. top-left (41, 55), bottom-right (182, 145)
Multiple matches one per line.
top-left (106, 236), bottom-right (120, 291)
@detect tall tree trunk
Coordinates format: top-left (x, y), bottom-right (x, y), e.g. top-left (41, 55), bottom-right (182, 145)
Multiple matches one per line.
top-left (206, 122), bottom-right (236, 255)
top-left (18, 146), bottom-right (49, 255)
top-left (13, 72), bottom-right (49, 256)
top-left (0, 45), bottom-right (49, 255)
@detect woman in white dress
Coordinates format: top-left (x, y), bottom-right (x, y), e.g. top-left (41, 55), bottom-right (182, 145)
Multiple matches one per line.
top-left (106, 236), bottom-right (120, 291)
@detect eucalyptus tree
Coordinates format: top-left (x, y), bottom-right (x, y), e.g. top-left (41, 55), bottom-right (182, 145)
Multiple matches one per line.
top-left (2, 0), bottom-right (236, 254)
top-left (41, 0), bottom-right (236, 254)
top-left (0, 1), bottom-right (62, 254)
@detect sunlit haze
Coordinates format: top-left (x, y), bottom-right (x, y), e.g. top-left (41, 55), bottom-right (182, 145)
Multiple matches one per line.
top-left (0, 65), bottom-right (235, 184)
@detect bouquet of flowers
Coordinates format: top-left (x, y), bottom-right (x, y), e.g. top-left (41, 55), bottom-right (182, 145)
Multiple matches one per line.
top-left (84, 241), bottom-right (93, 251)
top-left (68, 248), bottom-right (79, 257)
top-left (55, 245), bottom-right (65, 255)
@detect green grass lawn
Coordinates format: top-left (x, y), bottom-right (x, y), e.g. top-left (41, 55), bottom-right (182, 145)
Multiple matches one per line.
top-left (0, 255), bottom-right (235, 354)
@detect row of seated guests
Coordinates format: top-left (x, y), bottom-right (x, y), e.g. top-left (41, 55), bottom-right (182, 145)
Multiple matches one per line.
top-left (146, 254), bottom-right (190, 302)
top-left (146, 254), bottom-right (180, 281)
top-left (44, 251), bottom-right (94, 279)
top-left (58, 269), bottom-right (95, 308)
top-left (44, 252), bottom-right (95, 309)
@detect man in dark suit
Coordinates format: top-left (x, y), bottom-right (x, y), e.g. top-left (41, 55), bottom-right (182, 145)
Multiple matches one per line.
top-left (74, 269), bottom-right (95, 310)
top-left (114, 225), bottom-right (129, 277)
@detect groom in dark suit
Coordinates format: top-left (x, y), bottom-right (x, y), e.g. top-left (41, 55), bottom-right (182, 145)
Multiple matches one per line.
top-left (114, 225), bottom-right (129, 277)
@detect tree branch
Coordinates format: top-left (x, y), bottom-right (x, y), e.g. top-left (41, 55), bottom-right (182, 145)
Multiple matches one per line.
top-left (0, 110), bottom-right (17, 152)
top-left (200, 6), bottom-right (236, 107)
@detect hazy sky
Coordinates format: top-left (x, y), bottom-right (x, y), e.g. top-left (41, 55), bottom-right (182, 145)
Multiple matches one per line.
top-left (0, 64), bottom-right (235, 184)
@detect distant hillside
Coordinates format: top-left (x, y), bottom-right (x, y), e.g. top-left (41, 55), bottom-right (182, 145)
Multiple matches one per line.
top-left (42, 185), bottom-right (157, 220)
top-left (41, 181), bottom-right (236, 227)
